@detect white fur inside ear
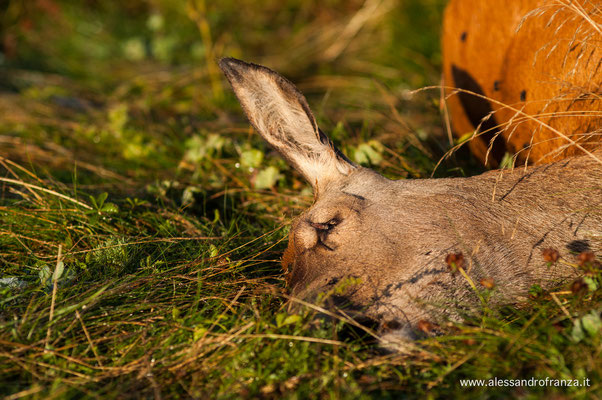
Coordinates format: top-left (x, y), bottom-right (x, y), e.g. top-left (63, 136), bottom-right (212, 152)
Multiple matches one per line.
top-left (221, 59), bottom-right (355, 190)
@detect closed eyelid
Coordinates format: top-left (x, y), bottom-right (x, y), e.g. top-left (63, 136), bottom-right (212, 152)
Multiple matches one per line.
top-left (309, 221), bottom-right (330, 230)
top-left (341, 191), bottom-right (366, 201)
top-left (309, 218), bottom-right (339, 230)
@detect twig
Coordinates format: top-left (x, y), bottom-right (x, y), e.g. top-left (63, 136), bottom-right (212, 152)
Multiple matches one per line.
top-left (0, 177), bottom-right (92, 210)
top-left (440, 73), bottom-right (454, 146)
top-left (3, 385), bottom-right (44, 400)
top-left (419, 85), bottom-right (602, 170)
top-left (229, 333), bottom-right (345, 346)
top-left (0, 156), bottom-right (44, 202)
top-left (458, 266), bottom-right (486, 306)
top-left (283, 294), bottom-right (385, 342)
top-left (323, 0), bottom-right (392, 60)
top-left (188, 0), bottom-right (223, 101)
top-left (550, 292), bottom-right (573, 322)
top-left (45, 245), bottom-right (63, 350)
top-left (76, 310), bottom-right (104, 367)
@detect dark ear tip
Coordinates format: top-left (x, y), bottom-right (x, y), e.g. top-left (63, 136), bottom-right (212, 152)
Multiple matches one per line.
top-left (218, 57), bottom-right (248, 81)
top-left (218, 57), bottom-right (240, 70)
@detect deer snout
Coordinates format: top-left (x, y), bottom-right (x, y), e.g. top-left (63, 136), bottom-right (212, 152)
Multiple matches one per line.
top-left (281, 217), bottom-right (320, 289)
top-left (281, 219), bottom-right (320, 287)
top-left (294, 221), bottom-right (321, 250)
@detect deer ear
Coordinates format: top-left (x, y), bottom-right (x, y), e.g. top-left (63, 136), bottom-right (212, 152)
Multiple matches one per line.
top-left (219, 58), bottom-right (355, 191)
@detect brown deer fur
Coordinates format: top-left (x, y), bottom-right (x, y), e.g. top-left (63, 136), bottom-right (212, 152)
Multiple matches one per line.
top-left (443, 0), bottom-right (602, 166)
top-left (219, 58), bottom-right (602, 344)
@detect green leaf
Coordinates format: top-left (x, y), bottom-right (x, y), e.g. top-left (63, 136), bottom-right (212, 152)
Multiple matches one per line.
top-left (581, 311), bottom-right (601, 337)
top-left (254, 166), bottom-right (283, 190)
top-left (583, 276), bottom-right (599, 292)
top-left (571, 320), bottom-right (585, 343)
top-left (153, 36), bottom-right (178, 61)
top-left (147, 13), bottom-right (164, 31)
top-left (282, 315), bottom-right (302, 326)
top-left (240, 148), bottom-right (264, 169)
top-left (275, 312), bottom-right (296, 328)
top-left (184, 135), bottom-right (206, 163)
top-left (52, 261), bottom-right (65, 283)
top-left (330, 121), bottom-right (347, 140)
top-left (499, 152), bottom-right (515, 170)
top-left (353, 141), bottom-right (384, 166)
top-left (276, 313), bottom-right (285, 328)
top-left (205, 134), bottom-right (226, 152)
top-left (108, 104), bottom-right (129, 134)
top-left (182, 187), bottom-right (200, 205)
top-left (184, 133), bottom-right (227, 163)
top-left (122, 38), bottom-right (146, 61)
top-left (101, 203), bottom-right (119, 213)
top-left (209, 244), bottom-right (219, 258)
top-left (88, 195), bottom-right (98, 209)
top-left (96, 192), bottom-right (108, 209)
top-left (193, 327), bottom-right (207, 341)
top-left (53, 284), bottom-right (110, 318)
top-left (456, 131), bottom-right (474, 145)
top-left (528, 284), bottom-right (543, 297)
top-left (39, 265), bottom-right (52, 286)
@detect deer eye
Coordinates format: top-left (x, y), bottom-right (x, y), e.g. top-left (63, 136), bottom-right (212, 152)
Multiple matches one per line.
top-left (309, 218), bottom-right (339, 231)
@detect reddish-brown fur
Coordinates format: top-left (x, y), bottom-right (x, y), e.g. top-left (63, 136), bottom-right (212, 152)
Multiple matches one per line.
top-left (443, 0), bottom-right (602, 166)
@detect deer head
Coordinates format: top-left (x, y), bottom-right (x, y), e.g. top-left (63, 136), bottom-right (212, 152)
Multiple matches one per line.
top-left (219, 57), bottom-right (602, 342)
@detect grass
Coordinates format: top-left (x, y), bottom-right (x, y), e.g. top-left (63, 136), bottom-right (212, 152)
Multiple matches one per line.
top-left (0, 0), bottom-right (601, 398)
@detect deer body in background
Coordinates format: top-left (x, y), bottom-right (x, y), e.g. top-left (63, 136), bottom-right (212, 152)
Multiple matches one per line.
top-left (443, 0), bottom-right (602, 167)
top-left (219, 57), bottom-right (602, 341)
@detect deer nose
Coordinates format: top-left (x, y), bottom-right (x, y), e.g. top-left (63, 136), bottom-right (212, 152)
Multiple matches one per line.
top-left (294, 221), bottom-right (319, 250)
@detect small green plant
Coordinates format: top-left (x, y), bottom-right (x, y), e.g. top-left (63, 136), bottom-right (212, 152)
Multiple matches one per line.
top-left (88, 192), bottom-right (119, 214)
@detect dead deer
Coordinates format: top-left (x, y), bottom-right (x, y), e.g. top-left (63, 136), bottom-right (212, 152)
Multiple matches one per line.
top-left (219, 57), bottom-right (602, 342)
top-left (443, 0), bottom-right (602, 167)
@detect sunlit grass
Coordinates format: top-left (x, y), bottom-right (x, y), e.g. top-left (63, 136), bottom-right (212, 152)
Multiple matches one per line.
top-left (0, 0), bottom-right (600, 398)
